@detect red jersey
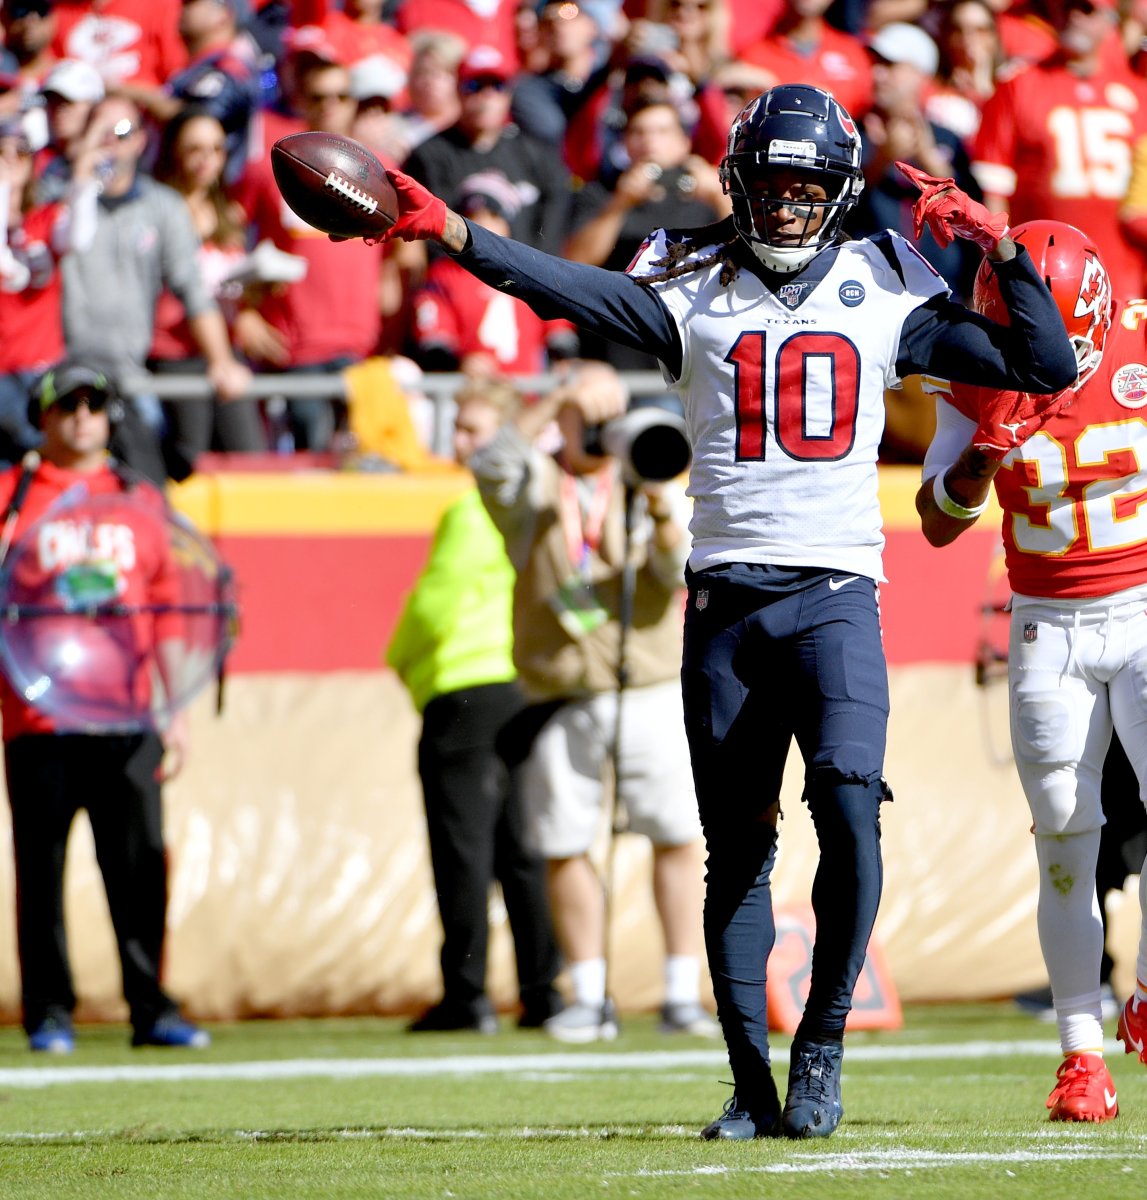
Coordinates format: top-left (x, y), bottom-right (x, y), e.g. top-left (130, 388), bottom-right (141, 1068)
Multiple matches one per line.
top-left (950, 298), bottom-right (1147, 599)
top-left (412, 256), bottom-right (562, 375)
top-left (0, 461), bottom-right (179, 738)
top-left (393, 0), bottom-right (518, 66)
top-left (50, 0), bottom-right (187, 88)
top-left (972, 56), bottom-right (1147, 302)
top-left (0, 204), bottom-right (67, 374)
top-left (739, 23), bottom-right (873, 121)
top-left (322, 11), bottom-right (413, 72)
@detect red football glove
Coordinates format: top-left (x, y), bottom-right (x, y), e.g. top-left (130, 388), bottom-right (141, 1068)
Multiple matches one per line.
top-left (896, 160), bottom-right (1009, 253)
top-left (385, 168), bottom-right (448, 242)
top-left (972, 388), bottom-right (1075, 460)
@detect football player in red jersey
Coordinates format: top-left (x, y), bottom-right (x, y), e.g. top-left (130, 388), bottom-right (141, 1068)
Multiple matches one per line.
top-left (972, 0), bottom-right (1147, 302)
top-left (918, 219), bottom-right (1147, 1124)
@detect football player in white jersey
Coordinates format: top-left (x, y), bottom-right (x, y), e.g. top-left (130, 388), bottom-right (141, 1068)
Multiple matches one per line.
top-left (350, 84), bottom-right (1078, 1139)
top-left (918, 220), bottom-right (1147, 1124)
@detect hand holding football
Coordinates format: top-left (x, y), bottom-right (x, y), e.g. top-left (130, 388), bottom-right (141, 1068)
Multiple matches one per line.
top-left (271, 132), bottom-right (398, 240)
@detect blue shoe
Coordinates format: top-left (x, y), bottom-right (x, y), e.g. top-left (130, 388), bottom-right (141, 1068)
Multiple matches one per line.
top-left (782, 1040), bottom-right (844, 1138)
top-left (132, 1013), bottom-right (211, 1049)
top-left (700, 1092), bottom-right (780, 1140)
top-left (28, 1015), bottom-right (74, 1055)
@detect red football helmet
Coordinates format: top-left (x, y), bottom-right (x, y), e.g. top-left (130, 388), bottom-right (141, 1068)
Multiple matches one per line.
top-left (972, 219), bottom-right (1111, 389)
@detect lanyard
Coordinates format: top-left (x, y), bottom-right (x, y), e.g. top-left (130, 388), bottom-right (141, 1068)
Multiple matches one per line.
top-left (559, 469), bottom-right (612, 573)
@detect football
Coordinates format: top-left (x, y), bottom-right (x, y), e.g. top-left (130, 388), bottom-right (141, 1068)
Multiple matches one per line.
top-left (270, 132), bottom-right (398, 240)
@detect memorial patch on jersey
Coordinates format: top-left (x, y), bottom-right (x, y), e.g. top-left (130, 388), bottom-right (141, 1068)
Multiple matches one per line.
top-left (1111, 363), bottom-right (1147, 408)
top-left (839, 280), bottom-right (865, 307)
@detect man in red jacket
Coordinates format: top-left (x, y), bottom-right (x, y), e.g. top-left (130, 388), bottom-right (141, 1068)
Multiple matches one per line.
top-left (0, 359), bottom-right (209, 1053)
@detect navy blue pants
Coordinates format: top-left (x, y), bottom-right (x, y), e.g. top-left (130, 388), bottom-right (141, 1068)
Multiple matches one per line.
top-left (682, 563), bottom-right (889, 1105)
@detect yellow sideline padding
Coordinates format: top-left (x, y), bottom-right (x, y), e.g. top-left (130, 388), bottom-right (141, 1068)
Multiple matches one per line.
top-left (0, 664), bottom-right (1134, 1024)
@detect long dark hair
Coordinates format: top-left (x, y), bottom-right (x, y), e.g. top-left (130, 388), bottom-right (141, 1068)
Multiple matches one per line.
top-left (152, 105), bottom-right (246, 249)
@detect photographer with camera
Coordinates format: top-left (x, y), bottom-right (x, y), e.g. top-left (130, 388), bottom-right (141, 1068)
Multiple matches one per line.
top-left (563, 98), bottom-right (729, 373)
top-left (469, 359), bottom-right (715, 1043)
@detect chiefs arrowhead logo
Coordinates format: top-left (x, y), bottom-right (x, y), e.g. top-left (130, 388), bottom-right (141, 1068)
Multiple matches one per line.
top-left (1075, 252), bottom-right (1109, 321)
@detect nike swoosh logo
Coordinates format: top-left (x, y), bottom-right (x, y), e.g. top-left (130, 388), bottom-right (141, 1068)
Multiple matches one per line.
top-left (828, 576), bottom-right (859, 591)
top-left (1105, 1087), bottom-right (1118, 1110)
top-left (1127, 1029), bottom-right (1144, 1053)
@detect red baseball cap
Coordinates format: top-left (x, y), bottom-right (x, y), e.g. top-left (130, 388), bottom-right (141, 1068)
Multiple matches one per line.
top-left (457, 45), bottom-right (513, 86)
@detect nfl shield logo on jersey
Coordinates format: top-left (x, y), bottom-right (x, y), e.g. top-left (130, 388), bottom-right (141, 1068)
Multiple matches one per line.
top-left (778, 282), bottom-right (807, 309)
top-left (1023, 622), bottom-right (1038, 643)
top-left (695, 588), bottom-right (709, 611)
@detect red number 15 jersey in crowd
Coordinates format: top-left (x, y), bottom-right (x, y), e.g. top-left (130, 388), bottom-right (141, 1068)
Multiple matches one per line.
top-left (942, 298), bottom-right (1147, 600)
top-left (972, 57), bottom-right (1147, 302)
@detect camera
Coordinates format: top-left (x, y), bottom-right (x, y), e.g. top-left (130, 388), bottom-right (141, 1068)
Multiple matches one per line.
top-left (583, 406), bottom-right (691, 484)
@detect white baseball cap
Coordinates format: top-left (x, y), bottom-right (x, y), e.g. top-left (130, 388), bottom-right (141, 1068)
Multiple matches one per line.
top-left (41, 59), bottom-right (105, 104)
top-left (868, 23), bottom-right (939, 76)
top-left (349, 55), bottom-right (408, 103)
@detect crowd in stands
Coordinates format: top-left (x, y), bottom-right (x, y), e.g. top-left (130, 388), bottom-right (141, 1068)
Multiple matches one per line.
top-left (1, 0), bottom-right (1146, 478)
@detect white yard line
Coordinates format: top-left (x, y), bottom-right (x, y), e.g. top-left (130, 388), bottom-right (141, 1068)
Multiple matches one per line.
top-left (0, 1036), bottom-right (1124, 1089)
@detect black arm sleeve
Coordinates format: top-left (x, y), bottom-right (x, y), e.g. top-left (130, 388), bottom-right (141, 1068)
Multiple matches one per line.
top-left (452, 221), bottom-right (684, 376)
top-left (897, 245), bottom-right (1078, 393)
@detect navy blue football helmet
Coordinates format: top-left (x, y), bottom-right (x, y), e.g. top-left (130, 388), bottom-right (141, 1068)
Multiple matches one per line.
top-left (720, 84), bottom-right (864, 273)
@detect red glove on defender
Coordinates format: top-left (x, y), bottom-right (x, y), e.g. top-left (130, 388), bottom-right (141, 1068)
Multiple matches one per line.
top-left (972, 388), bottom-right (1074, 460)
top-left (896, 161), bottom-right (1010, 252)
top-left (383, 168), bottom-right (448, 242)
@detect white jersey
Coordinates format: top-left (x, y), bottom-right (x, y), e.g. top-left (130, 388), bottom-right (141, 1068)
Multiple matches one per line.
top-left (631, 230), bottom-right (947, 580)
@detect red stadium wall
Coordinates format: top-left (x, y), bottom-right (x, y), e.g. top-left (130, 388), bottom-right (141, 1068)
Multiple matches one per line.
top-left (172, 464), bottom-right (1003, 671)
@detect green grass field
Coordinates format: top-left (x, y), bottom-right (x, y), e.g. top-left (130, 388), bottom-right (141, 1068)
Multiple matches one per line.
top-left (0, 1002), bottom-right (1144, 1199)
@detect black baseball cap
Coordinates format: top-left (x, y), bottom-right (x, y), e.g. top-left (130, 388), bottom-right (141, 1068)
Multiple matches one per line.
top-left (35, 362), bottom-right (113, 415)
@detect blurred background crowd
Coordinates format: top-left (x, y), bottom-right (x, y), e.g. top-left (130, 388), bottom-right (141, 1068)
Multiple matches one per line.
top-left (1, 0), bottom-right (1146, 481)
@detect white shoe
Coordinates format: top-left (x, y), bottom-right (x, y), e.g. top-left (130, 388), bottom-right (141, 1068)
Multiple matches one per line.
top-left (543, 999), bottom-right (619, 1043)
top-left (659, 1001), bottom-right (720, 1037)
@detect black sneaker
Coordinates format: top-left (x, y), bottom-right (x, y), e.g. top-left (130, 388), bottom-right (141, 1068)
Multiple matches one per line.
top-left (407, 997), bottom-right (498, 1034)
top-left (700, 1088), bottom-right (780, 1140)
top-left (782, 1040), bottom-right (844, 1139)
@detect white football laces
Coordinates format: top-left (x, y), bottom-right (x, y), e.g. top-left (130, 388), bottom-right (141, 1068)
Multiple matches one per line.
top-left (324, 172), bottom-right (379, 214)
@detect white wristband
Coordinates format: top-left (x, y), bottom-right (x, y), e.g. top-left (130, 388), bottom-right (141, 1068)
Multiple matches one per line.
top-left (933, 471), bottom-right (988, 520)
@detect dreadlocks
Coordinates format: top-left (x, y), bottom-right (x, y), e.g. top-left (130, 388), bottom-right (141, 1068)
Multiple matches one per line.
top-left (635, 217), bottom-right (744, 289)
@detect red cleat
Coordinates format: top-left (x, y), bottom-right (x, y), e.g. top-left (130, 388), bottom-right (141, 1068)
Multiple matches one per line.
top-left (1046, 1054), bottom-right (1118, 1123)
top-left (1117, 995), bottom-right (1147, 1066)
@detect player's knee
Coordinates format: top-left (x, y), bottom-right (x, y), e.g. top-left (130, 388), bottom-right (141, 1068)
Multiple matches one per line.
top-left (1012, 695), bottom-right (1083, 767)
top-left (803, 772), bottom-right (888, 838)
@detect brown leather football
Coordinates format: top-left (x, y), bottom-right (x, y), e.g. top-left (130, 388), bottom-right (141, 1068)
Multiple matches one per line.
top-left (271, 132), bottom-right (398, 240)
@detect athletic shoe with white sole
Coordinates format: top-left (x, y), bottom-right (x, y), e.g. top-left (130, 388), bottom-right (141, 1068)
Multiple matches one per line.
top-left (1117, 994), bottom-right (1147, 1065)
top-left (1046, 1053), bottom-right (1118, 1122)
top-left (542, 998), bottom-right (619, 1043)
top-left (782, 1039), bottom-right (844, 1139)
top-left (28, 1014), bottom-right (74, 1055)
top-left (132, 1013), bottom-right (211, 1049)
top-left (659, 1001), bottom-right (720, 1037)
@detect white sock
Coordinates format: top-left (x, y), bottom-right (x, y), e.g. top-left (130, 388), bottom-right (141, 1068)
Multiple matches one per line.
top-left (1136, 870), bottom-right (1147, 1003)
top-left (664, 955), bottom-right (701, 1006)
top-left (1034, 830), bottom-right (1105, 1055)
top-left (568, 958), bottom-right (606, 1007)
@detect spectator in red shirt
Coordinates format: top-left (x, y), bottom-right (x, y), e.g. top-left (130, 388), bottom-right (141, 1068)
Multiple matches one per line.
top-left (50, 0), bottom-right (187, 90)
top-left (972, 0), bottom-right (1147, 302)
top-left (318, 0), bottom-right (413, 75)
top-left (738, 0), bottom-right (874, 121)
top-left (410, 169), bottom-right (578, 376)
top-left (234, 56), bottom-right (390, 450)
top-left (33, 58), bottom-right (105, 206)
top-left (0, 111), bottom-right (99, 466)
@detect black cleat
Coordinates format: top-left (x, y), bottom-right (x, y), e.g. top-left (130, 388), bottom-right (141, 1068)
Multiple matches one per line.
top-left (407, 996), bottom-right (498, 1034)
top-left (700, 1087), bottom-right (780, 1140)
top-left (782, 1039), bottom-right (844, 1138)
